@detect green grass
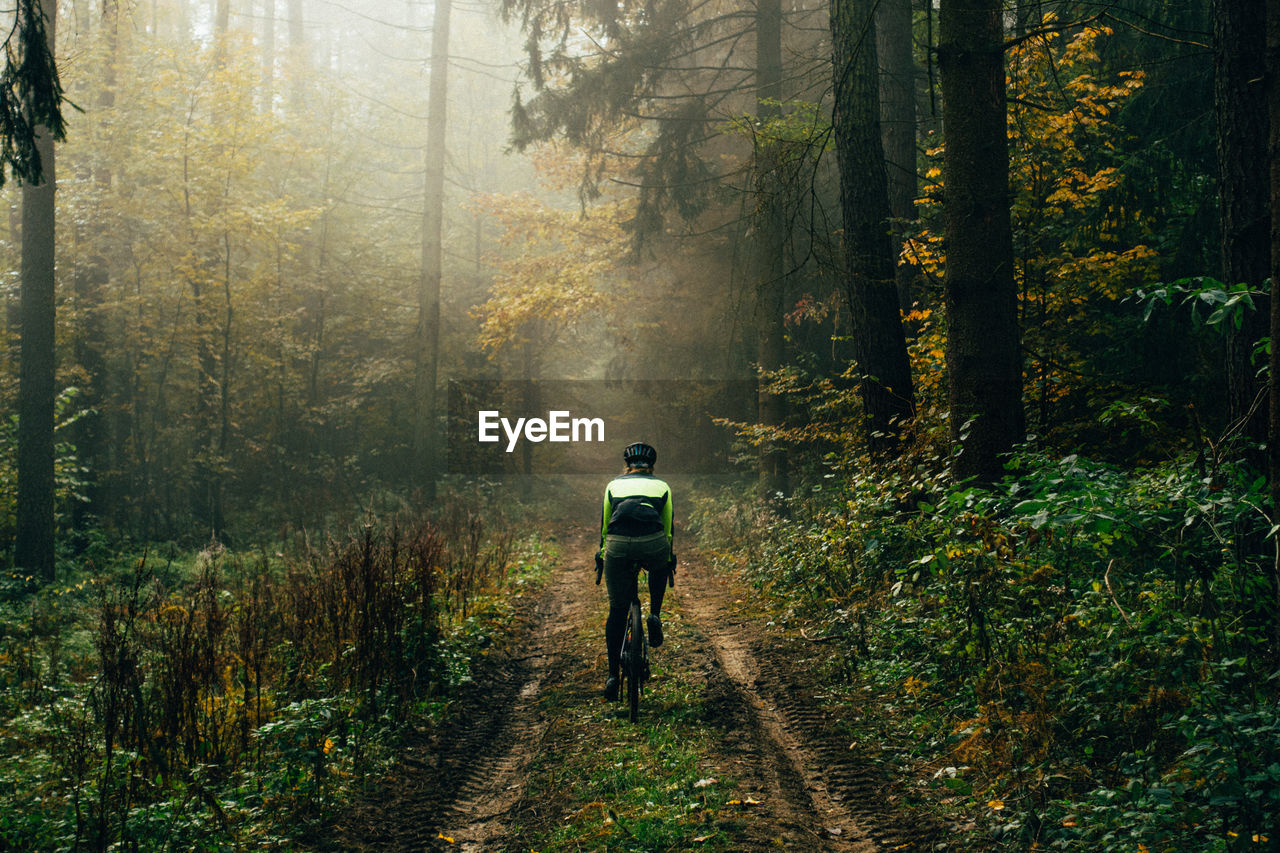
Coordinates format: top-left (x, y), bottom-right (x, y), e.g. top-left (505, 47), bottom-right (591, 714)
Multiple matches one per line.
top-left (509, 607), bottom-right (760, 852)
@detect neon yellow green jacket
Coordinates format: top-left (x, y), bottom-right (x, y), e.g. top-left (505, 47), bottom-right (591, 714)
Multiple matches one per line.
top-left (600, 473), bottom-right (673, 550)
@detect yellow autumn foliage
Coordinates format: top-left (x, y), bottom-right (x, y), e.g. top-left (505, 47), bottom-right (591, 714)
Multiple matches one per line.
top-left (469, 190), bottom-right (629, 355)
top-left (908, 22), bottom-right (1159, 420)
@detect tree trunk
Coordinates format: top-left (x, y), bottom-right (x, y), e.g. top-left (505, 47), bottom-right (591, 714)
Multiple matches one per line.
top-left (72, 0), bottom-right (87, 37)
top-left (176, 0), bottom-right (192, 39)
top-left (183, 138), bottom-right (222, 537)
top-left (261, 0), bottom-right (276, 107)
top-left (287, 0), bottom-right (305, 112)
top-left (72, 0), bottom-right (118, 528)
top-left (520, 342), bottom-right (539, 501)
top-left (1267, 0), bottom-right (1280, 654)
top-left (832, 0), bottom-right (915, 451)
top-left (756, 0), bottom-right (788, 499)
top-left (6, 202), bottom-right (19, 337)
top-left (1214, 0), bottom-right (1270, 457)
top-left (216, 233), bottom-right (234, 539)
top-left (938, 0), bottom-right (1023, 484)
top-left (921, 0), bottom-right (939, 137)
top-left (15, 0), bottom-right (58, 580)
top-left (413, 0), bottom-right (451, 501)
top-left (876, 0), bottom-right (919, 311)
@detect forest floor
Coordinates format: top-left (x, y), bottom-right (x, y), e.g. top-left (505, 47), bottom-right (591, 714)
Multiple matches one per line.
top-left (329, 538), bottom-right (965, 852)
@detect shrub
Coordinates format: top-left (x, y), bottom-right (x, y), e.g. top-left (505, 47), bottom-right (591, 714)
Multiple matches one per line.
top-left (700, 449), bottom-right (1279, 850)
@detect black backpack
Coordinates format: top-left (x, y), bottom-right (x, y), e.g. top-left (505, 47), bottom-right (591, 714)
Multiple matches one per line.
top-left (608, 494), bottom-right (665, 536)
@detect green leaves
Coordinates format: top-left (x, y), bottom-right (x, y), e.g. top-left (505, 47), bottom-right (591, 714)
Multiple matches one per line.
top-left (707, 438), bottom-right (1280, 852)
top-left (1133, 277), bottom-right (1262, 331)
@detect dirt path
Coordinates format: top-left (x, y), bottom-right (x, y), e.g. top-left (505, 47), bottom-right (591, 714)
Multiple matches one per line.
top-left (332, 544), bottom-right (948, 852)
top-left (677, 555), bottom-right (947, 851)
top-left (329, 558), bottom-right (589, 852)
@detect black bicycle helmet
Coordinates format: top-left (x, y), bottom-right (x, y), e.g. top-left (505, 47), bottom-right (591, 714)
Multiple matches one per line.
top-left (623, 442), bottom-right (657, 468)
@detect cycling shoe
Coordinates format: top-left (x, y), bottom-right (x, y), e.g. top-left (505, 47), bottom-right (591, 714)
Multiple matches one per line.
top-left (647, 614), bottom-right (664, 648)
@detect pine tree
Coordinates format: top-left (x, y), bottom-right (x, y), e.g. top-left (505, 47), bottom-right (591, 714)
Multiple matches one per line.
top-left (14, 0), bottom-right (62, 578)
top-left (831, 0), bottom-right (915, 449)
top-left (938, 0), bottom-right (1024, 483)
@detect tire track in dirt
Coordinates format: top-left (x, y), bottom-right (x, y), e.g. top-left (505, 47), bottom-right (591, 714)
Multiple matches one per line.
top-left (333, 541), bottom-right (947, 852)
top-left (329, 557), bottom-right (586, 853)
top-left (679, 553), bottom-right (949, 851)
top-left (684, 627), bottom-right (878, 850)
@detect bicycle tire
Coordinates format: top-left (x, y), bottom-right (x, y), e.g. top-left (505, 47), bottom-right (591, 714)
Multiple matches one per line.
top-left (627, 599), bottom-right (643, 722)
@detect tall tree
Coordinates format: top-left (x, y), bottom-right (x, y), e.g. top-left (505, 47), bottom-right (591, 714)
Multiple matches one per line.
top-left (1214, 0), bottom-right (1270, 455)
top-left (755, 0), bottom-right (789, 498)
top-left (937, 0), bottom-right (1023, 483)
top-left (70, 0), bottom-right (119, 525)
top-left (831, 0), bottom-right (915, 450)
top-left (0, 0), bottom-right (65, 187)
top-left (287, 0), bottom-right (305, 112)
top-left (875, 0), bottom-right (918, 310)
top-left (413, 0), bottom-right (452, 500)
top-left (1261, 5), bottom-right (1280, 672)
top-left (1268, 0), bottom-right (1280, 514)
top-left (503, 0), bottom-right (830, 254)
top-left (15, 0), bottom-right (60, 578)
top-left (503, 0), bottom-right (834, 498)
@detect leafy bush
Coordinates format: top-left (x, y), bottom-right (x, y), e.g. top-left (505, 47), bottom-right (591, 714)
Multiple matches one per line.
top-left (0, 503), bottom-right (549, 850)
top-left (0, 387), bottom-right (91, 558)
top-left (698, 448), bottom-right (1279, 851)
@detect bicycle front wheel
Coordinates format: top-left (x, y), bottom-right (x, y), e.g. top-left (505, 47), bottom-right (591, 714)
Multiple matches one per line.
top-left (627, 599), bottom-right (643, 722)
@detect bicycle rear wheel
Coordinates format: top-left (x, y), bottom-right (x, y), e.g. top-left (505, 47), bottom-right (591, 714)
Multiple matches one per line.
top-left (627, 599), bottom-right (643, 722)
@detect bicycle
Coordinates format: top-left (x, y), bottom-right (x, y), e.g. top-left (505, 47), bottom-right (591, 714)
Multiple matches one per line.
top-left (619, 595), bottom-right (649, 722)
top-left (596, 554), bottom-right (675, 723)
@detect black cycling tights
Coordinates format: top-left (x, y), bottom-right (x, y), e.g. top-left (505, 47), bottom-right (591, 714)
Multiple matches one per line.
top-left (605, 568), bottom-right (667, 676)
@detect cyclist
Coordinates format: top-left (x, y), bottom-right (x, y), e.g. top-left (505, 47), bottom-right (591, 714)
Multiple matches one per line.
top-left (596, 441), bottom-right (674, 701)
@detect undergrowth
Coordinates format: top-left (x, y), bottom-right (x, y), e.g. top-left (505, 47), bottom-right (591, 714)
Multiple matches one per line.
top-left (692, 450), bottom-right (1280, 852)
top-left (0, 501), bottom-right (556, 851)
